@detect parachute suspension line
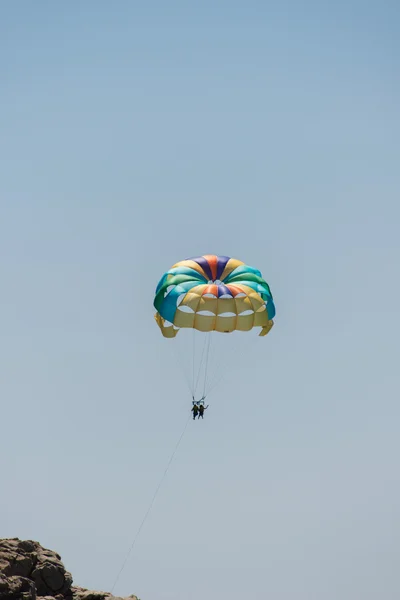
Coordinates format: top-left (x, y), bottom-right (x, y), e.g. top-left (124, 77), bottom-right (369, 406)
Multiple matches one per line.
top-left (204, 348), bottom-right (224, 398)
top-left (192, 328), bottom-right (196, 398)
top-left (193, 332), bottom-right (209, 400)
top-left (203, 329), bottom-right (264, 399)
top-left (202, 333), bottom-right (212, 399)
top-left (110, 413), bottom-right (191, 594)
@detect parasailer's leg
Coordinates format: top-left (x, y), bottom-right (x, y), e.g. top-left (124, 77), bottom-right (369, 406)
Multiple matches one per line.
top-left (192, 401), bottom-right (199, 420)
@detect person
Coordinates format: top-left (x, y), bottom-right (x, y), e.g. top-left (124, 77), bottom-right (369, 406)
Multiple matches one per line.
top-left (198, 402), bottom-right (209, 419)
top-left (191, 402), bottom-right (199, 420)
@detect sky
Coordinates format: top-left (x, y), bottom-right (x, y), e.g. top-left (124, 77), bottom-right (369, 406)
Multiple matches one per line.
top-left (1, 1), bottom-right (400, 599)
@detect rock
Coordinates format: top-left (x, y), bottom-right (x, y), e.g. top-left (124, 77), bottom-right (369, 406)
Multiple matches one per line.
top-left (72, 589), bottom-right (139, 600)
top-left (0, 539), bottom-right (71, 598)
top-left (31, 561), bottom-right (72, 597)
top-left (0, 540), bottom-right (139, 600)
top-left (0, 575), bottom-right (36, 600)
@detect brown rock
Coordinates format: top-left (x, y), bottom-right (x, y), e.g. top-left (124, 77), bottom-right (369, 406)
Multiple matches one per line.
top-left (72, 587), bottom-right (139, 600)
top-left (0, 540), bottom-right (139, 600)
top-left (31, 562), bottom-right (71, 597)
top-left (0, 575), bottom-right (36, 600)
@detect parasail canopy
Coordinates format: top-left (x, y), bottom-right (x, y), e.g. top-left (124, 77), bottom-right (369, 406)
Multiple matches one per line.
top-left (153, 254), bottom-right (275, 338)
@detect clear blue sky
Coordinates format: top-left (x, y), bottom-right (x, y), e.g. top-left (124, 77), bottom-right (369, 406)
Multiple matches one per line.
top-left (1, 2), bottom-right (399, 599)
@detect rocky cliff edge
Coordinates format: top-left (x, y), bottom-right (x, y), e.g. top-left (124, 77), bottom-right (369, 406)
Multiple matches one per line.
top-left (0, 539), bottom-right (139, 600)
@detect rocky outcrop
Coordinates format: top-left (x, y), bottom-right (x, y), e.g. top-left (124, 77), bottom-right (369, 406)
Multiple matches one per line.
top-left (72, 589), bottom-right (139, 600)
top-left (0, 540), bottom-right (139, 600)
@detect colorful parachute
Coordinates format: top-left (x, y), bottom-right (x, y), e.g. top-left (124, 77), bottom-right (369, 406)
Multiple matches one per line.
top-left (153, 254), bottom-right (275, 338)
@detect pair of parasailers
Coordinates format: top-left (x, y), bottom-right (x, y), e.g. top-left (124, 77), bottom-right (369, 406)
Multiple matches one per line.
top-left (191, 399), bottom-right (209, 420)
